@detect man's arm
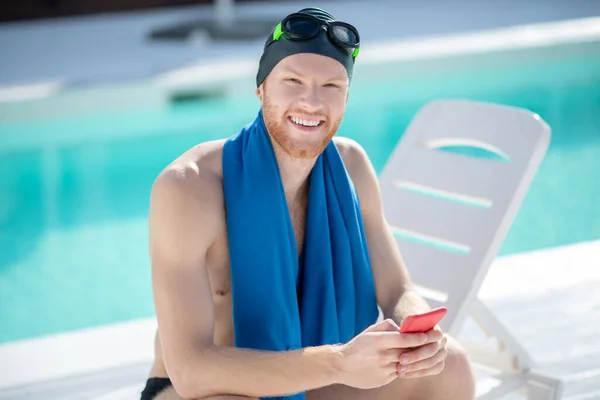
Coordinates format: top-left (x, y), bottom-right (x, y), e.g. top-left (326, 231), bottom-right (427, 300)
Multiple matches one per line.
top-left (338, 138), bottom-right (432, 324)
top-left (149, 165), bottom-right (342, 399)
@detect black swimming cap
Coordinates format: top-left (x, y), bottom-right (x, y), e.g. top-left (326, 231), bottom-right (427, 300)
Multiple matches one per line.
top-left (255, 7), bottom-right (357, 87)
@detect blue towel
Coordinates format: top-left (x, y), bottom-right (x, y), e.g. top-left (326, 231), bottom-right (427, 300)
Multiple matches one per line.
top-left (222, 110), bottom-right (379, 400)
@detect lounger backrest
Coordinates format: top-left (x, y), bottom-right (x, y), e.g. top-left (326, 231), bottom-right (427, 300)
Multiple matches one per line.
top-left (378, 99), bottom-right (550, 334)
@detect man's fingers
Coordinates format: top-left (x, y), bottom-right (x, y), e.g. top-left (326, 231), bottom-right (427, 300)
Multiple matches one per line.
top-left (393, 328), bottom-right (445, 349)
top-left (422, 328), bottom-right (445, 344)
top-left (365, 318), bottom-right (401, 333)
top-left (399, 359), bottom-right (446, 378)
top-left (380, 349), bottom-right (406, 364)
top-left (368, 321), bottom-right (447, 351)
top-left (398, 337), bottom-right (447, 364)
top-left (385, 363), bottom-right (401, 384)
top-left (373, 331), bottom-right (429, 349)
top-left (386, 361), bottom-right (400, 374)
top-left (398, 346), bottom-right (448, 374)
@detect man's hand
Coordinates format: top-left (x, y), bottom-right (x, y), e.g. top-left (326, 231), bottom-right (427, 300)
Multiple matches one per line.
top-left (336, 319), bottom-right (431, 389)
top-left (396, 325), bottom-right (448, 378)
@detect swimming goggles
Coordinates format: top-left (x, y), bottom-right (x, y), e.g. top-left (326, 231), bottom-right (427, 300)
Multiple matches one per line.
top-left (270, 13), bottom-right (361, 59)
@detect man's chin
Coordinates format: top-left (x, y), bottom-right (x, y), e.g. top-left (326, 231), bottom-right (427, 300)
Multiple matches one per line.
top-left (267, 124), bottom-right (336, 159)
top-left (289, 139), bottom-right (337, 158)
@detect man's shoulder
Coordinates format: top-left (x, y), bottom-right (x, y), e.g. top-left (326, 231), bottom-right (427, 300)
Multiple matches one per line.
top-left (332, 136), bottom-right (382, 214)
top-left (332, 136), bottom-right (373, 179)
top-left (151, 139), bottom-right (227, 211)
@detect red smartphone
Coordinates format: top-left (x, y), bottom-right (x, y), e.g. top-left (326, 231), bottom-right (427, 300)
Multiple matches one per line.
top-left (399, 306), bottom-right (447, 334)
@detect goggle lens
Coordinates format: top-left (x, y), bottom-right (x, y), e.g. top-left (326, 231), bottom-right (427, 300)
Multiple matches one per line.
top-left (331, 24), bottom-right (358, 47)
top-left (284, 15), bottom-right (320, 36)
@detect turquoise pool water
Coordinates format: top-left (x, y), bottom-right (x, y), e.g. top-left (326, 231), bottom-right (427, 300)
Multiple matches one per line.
top-left (1, 50), bottom-right (600, 344)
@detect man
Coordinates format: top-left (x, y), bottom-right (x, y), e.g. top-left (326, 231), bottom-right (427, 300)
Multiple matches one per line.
top-left (144, 7), bottom-right (476, 400)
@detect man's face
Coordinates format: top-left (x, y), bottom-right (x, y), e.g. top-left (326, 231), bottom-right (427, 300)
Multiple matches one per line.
top-left (256, 53), bottom-right (349, 159)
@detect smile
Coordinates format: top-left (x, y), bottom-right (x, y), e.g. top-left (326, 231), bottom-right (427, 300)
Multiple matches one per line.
top-left (289, 116), bottom-right (324, 127)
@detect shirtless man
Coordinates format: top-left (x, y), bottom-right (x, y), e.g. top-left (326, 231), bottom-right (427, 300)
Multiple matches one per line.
top-left (143, 7), bottom-right (476, 400)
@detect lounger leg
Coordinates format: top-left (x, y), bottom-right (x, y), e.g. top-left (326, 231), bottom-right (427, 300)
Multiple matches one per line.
top-left (526, 371), bottom-right (564, 400)
top-left (465, 299), bottom-right (564, 400)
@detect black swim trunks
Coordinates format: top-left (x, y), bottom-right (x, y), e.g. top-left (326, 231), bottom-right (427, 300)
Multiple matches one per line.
top-left (140, 377), bottom-right (172, 400)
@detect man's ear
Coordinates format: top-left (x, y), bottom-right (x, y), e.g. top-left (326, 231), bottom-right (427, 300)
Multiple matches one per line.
top-left (255, 83), bottom-right (265, 101)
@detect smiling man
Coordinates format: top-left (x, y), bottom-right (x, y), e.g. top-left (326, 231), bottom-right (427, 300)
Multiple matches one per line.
top-left (144, 7), bottom-right (476, 400)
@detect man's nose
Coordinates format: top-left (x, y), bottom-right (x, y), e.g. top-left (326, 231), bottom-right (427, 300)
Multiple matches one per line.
top-left (297, 85), bottom-right (325, 112)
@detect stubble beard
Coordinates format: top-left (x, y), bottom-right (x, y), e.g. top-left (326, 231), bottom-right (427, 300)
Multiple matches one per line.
top-left (262, 94), bottom-right (343, 159)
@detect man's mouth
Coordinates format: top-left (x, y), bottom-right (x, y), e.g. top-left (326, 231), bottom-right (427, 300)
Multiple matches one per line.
top-left (288, 115), bottom-right (325, 128)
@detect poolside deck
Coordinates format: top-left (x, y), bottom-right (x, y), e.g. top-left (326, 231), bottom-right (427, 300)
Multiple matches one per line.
top-left (0, 240), bottom-right (598, 400)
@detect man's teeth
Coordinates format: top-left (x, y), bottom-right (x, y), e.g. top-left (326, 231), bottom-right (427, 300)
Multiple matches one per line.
top-left (291, 116), bottom-right (321, 127)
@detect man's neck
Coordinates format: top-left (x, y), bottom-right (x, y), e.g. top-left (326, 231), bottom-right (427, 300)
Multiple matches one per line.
top-left (271, 141), bottom-right (317, 203)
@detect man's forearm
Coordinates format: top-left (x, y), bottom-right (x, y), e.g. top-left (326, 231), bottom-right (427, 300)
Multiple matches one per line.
top-left (177, 344), bottom-right (342, 399)
top-left (384, 286), bottom-right (432, 325)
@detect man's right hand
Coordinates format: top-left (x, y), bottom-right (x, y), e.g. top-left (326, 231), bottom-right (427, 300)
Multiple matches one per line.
top-left (336, 319), bottom-right (429, 389)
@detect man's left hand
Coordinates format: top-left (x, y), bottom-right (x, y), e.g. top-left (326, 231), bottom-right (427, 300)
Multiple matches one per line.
top-left (396, 326), bottom-right (448, 378)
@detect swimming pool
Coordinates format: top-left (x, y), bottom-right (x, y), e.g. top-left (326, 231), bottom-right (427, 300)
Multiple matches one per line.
top-left (1, 31), bottom-right (600, 347)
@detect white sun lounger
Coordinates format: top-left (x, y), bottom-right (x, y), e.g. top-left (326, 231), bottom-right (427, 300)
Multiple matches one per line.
top-left (378, 99), bottom-right (564, 399)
